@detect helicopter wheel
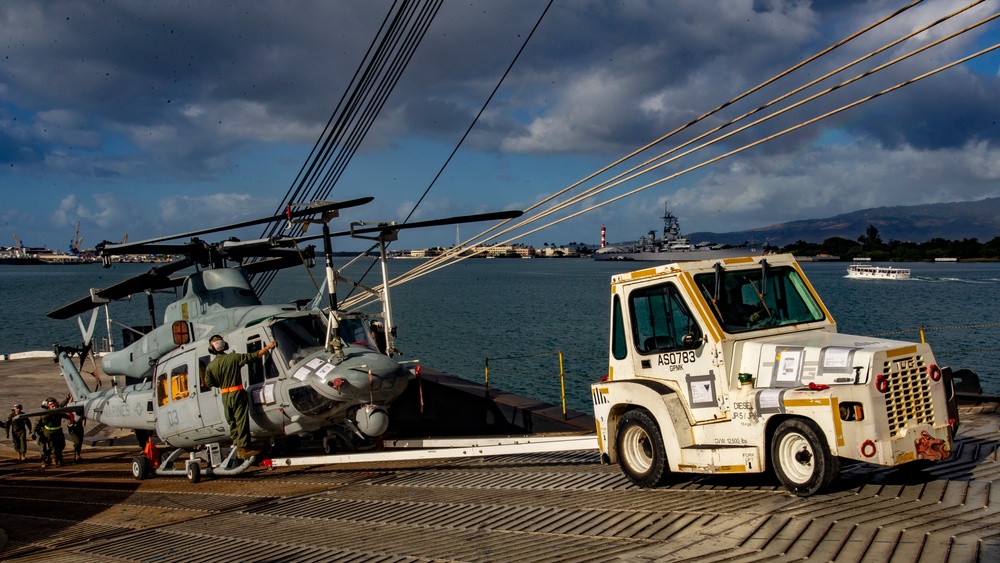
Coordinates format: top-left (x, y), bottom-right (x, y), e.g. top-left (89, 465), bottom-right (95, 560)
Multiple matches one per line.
top-left (131, 455), bottom-right (150, 480)
top-left (185, 461), bottom-right (201, 484)
top-left (322, 436), bottom-right (340, 454)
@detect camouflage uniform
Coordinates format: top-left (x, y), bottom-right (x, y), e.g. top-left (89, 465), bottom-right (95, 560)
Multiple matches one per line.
top-left (39, 406), bottom-right (70, 467)
top-left (59, 396), bottom-right (85, 461)
top-left (6, 406), bottom-right (32, 461)
top-left (66, 414), bottom-right (84, 462)
top-left (32, 422), bottom-right (51, 465)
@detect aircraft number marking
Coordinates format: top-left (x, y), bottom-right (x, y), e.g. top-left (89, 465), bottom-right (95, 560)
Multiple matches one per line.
top-left (165, 409), bottom-right (180, 428)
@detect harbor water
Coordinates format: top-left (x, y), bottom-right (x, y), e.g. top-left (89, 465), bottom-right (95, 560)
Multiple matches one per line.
top-left (2, 258), bottom-right (997, 413)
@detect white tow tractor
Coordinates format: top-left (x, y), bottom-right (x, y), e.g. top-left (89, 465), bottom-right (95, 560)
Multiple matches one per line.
top-left (592, 254), bottom-right (958, 496)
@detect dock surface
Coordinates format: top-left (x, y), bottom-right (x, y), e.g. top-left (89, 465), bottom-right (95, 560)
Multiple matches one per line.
top-left (0, 359), bottom-right (997, 562)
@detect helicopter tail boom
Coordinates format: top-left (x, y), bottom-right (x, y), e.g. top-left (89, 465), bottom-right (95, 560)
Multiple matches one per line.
top-left (57, 349), bottom-right (93, 402)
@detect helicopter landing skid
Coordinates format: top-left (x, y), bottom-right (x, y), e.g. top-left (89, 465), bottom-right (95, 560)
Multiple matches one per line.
top-left (150, 443), bottom-right (255, 483)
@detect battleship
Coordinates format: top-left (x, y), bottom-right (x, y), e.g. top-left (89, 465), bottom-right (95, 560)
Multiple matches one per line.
top-left (593, 205), bottom-right (761, 261)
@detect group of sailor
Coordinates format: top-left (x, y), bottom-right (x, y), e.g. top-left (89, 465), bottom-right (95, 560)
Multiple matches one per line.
top-left (1, 396), bottom-right (83, 467)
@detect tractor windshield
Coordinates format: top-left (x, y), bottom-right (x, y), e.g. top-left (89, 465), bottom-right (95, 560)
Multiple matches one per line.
top-left (694, 265), bottom-right (825, 333)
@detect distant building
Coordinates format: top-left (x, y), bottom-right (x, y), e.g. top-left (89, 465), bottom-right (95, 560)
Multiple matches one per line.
top-left (391, 247), bottom-right (447, 258)
top-left (474, 244), bottom-right (535, 257)
top-left (539, 246), bottom-right (579, 257)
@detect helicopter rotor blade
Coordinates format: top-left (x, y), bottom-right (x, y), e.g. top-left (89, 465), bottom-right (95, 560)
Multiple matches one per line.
top-left (351, 209), bottom-right (524, 235)
top-left (47, 242), bottom-right (317, 320)
top-left (98, 197), bottom-right (373, 254)
top-left (223, 242), bottom-right (317, 264)
top-left (47, 258), bottom-right (194, 320)
top-left (238, 248), bottom-right (316, 275)
top-left (289, 209), bottom-right (524, 244)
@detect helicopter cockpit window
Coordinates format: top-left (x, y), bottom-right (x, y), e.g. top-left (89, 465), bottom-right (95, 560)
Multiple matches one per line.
top-left (288, 385), bottom-right (339, 417)
top-left (629, 282), bottom-right (702, 354)
top-left (339, 318), bottom-right (374, 348)
top-left (271, 315), bottom-right (328, 367)
top-left (694, 265), bottom-right (825, 333)
top-left (246, 336), bottom-right (278, 384)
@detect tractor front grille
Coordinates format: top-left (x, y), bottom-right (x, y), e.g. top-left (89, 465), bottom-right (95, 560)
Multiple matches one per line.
top-left (881, 354), bottom-right (935, 438)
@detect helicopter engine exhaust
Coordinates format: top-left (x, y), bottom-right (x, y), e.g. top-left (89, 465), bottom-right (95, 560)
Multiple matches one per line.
top-left (356, 404), bottom-right (389, 437)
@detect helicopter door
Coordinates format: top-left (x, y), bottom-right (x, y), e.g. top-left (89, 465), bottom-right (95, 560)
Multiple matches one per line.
top-left (195, 353), bottom-right (226, 437)
top-left (245, 334), bottom-right (279, 433)
top-left (155, 350), bottom-right (209, 444)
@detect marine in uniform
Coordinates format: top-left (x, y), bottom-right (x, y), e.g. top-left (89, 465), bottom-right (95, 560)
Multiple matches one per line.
top-left (204, 335), bottom-right (277, 459)
top-left (59, 395), bottom-right (85, 462)
top-left (6, 404), bottom-right (32, 461)
top-left (38, 397), bottom-right (70, 467)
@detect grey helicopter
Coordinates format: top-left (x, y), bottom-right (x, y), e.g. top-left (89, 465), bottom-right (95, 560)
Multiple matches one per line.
top-left (37, 198), bottom-right (521, 482)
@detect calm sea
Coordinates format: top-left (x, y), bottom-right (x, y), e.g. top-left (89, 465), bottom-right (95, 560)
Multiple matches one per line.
top-left (2, 258), bottom-right (998, 413)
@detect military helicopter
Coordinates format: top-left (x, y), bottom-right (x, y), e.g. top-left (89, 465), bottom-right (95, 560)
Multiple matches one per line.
top-left (41, 198), bottom-right (522, 482)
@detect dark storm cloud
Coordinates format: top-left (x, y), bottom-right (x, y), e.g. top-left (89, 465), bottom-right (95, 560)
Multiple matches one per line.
top-left (1, 2), bottom-right (391, 175)
top-left (0, 120), bottom-right (48, 166)
top-left (6, 1), bottom-right (992, 169)
top-left (3, 3), bottom-right (386, 121)
top-left (846, 70), bottom-right (1000, 149)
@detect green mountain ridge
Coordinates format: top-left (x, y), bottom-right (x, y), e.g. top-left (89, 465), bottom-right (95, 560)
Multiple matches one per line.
top-left (689, 197), bottom-right (1000, 247)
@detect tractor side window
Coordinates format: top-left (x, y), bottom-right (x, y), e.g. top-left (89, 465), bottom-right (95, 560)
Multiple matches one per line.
top-left (170, 364), bottom-right (189, 401)
top-left (156, 373), bottom-right (169, 406)
top-left (198, 355), bottom-right (211, 391)
top-left (628, 282), bottom-right (700, 354)
top-left (611, 295), bottom-right (627, 361)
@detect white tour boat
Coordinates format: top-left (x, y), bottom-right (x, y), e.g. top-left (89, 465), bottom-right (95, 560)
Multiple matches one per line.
top-left (846, 263), bottom-right (911, 280)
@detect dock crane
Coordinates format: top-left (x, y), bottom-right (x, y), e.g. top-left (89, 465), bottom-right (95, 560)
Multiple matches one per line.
top-left (70, 221), bottom-right (84, 255)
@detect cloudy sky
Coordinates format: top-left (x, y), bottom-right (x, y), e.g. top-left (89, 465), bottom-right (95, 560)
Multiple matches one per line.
top-left (3, 0), bottom-right (1000, 253)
